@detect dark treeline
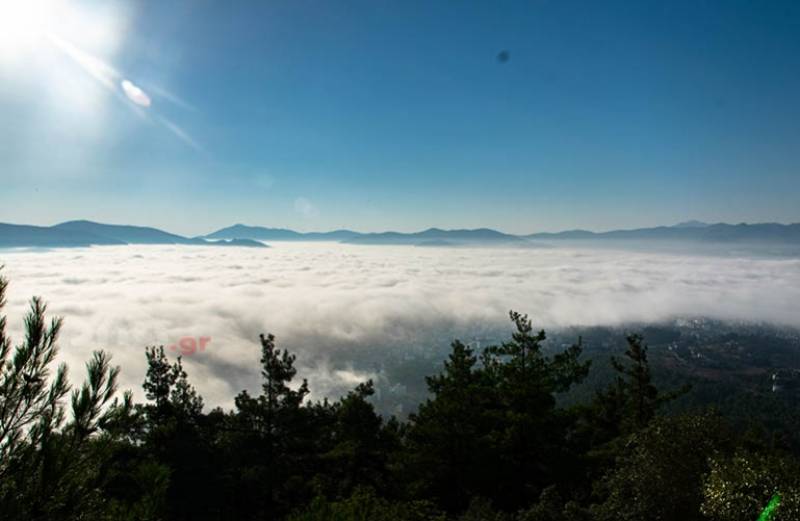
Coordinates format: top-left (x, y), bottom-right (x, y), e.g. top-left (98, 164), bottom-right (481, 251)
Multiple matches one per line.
top-left (1, 271), bottom-right (799, 521)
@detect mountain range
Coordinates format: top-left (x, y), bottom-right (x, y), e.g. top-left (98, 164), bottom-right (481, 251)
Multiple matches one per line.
top-left (1, 220), bottom-right (799, 249)
top-left (207, 224), bottom-right (524, 246)
top-left (525, 222), bottom-right (800, 242)
top-left (205, 224), bottom-right (361, 242)
top-left (209, 221), bottom-right (800, 246)
top-left (0, 221), bottom-right (265, 248)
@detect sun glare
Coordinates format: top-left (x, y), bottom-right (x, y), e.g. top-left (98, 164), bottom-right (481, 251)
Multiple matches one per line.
top-left (0, 1), bottom-right (188, 148)
top-left (0, 0), bottom-right (126, 65)
top-left (0, 1), bottom-right (53, 57)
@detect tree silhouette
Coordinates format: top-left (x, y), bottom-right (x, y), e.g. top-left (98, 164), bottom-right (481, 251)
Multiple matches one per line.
top-left (0, 269), bottom-right (123, 519)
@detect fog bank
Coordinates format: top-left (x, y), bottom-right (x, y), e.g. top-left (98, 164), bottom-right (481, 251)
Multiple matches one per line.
top-left (1, 243), bottom-right (798, 408)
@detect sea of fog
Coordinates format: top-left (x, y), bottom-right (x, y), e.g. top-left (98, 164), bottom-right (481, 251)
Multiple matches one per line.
top-left (1, 243), bottom-right (799, 411)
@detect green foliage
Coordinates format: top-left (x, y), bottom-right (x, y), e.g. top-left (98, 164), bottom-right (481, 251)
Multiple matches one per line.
top-left (97, 458), bottom-right (171, 521)
top-left (404, 312), bottom-right (590, 512)
top-left (578, 332), bottom-right (691, 482)
top-left (458, 497), bottom-right (511, 521)
top-left (314, 380), bottom-right (399, 499)
top-left (603, 333), bottom-right (688, 433)
top-left (516, 486), bottom-right (594, 521)
top-left (0, 269), bottom-right (125, 519)
top-left (610, 334), bottom-right (659, 429)
top-left (257, 331), bottom-right (309, 414)
top-left (701, 450), bottom-right (800, 521)
top-left (225, 333), bottom-right (317, 518)
top-left (143, 345), bottom-right (203, 419)
top-left (138, 345), bottom-right (214, 521)
top-left (0, 293), bottom-right (68, 474)
top-left (592, 413), bottom-right (734, 521)
top-left (288, 488), bottom-right (446, 521)
top-left (402, 339), bottom-right (489, 510)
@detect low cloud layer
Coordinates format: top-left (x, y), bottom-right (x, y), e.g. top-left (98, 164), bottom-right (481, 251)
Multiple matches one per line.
top-left (1, 243), bottom-right (799, 409)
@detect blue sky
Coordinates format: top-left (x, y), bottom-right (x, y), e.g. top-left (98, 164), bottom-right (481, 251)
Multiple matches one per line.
top-left (0, 0), bottom-right (798, 235)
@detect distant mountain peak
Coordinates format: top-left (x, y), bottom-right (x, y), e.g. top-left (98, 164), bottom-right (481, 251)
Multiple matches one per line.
top-left (204, 224), bottom-right (361, 242)
top-left (673, 220), bottom-right (709, 228)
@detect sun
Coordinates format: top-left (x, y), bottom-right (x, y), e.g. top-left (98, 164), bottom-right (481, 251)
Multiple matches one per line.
top-left (0, 0), bottom-right (122, 64)
top-left (0, 1), bottom-right (55, 58)
top-left (0, 0), bottom-right (192, 147)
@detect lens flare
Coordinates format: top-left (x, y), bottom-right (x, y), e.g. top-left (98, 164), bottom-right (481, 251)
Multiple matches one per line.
top-left (121, 80), bottom-right (151, 107)
top-left (758, 493), bottom-right (781, 521)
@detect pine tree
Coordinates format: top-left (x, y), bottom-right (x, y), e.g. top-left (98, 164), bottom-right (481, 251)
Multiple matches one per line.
top-left (0, 269), bottom-right (123, 519)
top-left (406, 313), bottom-right (590, 512)
top-left (140, 346), bottom-right (207, 521)
top-left (143, 346), bottom-right (203, 421)
top-left (404, 340), bottom-right (488, 511)
top-left (603, 334), bottom-right (687, 434)
top-left (610, 334), bottom-right (659, 429)
top-left (318, 379), bottom-right (398, 499)
top-left (229, 333), bottom-right (312, 519)
top-left (482, 312), bottom-right (589, 510)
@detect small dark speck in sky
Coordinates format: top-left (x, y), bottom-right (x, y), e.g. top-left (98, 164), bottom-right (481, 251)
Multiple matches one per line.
top-left (496, 50), bottom-right (510, 63)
